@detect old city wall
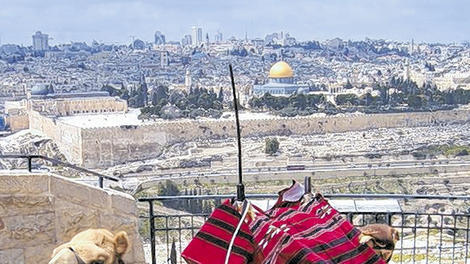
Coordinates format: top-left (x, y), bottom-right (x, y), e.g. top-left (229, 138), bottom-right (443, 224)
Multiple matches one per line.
top-left (78, 109), bottom-right (470, 168)
top-left (29, 111), bottom-right (82, 164)
top-left (0, 172), bottom-right (145, 264)
top-left (5, 112), bottom-right (29, 132)
top-left (80, 125), bottom-right (168, 168)
top-left (145, 109), bottom-right (470, 140)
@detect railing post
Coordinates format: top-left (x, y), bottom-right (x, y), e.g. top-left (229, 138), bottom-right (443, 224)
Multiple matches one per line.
top-left (386, 213), bottom-right (392, 225)
top-left (149, 201), bottom-right (156, 264)
top-left (99, 176), bottom-right (104, 188)
top-left (27, 156), bottom-right (32, 172)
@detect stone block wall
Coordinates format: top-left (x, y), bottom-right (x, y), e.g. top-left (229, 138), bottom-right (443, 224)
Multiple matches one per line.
top-left (0, 171), bottom-right (145, 264)
top-left (80, 125), bottom-right (168, 168)
top-left (32, 109), bottom-right (470, 168)
top-left (29, 111), bottom-right (83, 164)
top-left (5, 113), bottom-right (29, 132)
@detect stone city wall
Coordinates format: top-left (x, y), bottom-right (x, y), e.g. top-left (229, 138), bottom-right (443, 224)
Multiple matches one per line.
top-left (0, 172), bottom-right (145, 264)
top-left (5, 111), bottom-right (29, 132)
top-left (29, 111), bottom-right (82, 164)
top-left (33, 109), bottom-right (470, 168)
top-left (136, 109), bottom-right (470, 140)
top-left (80, 124), bottom-right (168, 168)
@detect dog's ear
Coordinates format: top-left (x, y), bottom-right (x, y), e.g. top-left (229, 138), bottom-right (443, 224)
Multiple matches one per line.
top-left (392, 228), bottom-right (399, 242)
top-left (113, 231), bottom-right (129, 256)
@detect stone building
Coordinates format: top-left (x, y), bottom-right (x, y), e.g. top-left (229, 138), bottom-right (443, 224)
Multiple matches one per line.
top-left (4, 85), bottom-right (127, 131)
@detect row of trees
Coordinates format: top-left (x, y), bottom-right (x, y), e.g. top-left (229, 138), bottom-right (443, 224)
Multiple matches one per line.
top-left (139, 86), bottom-right (225, 120)
top-left (102, 83), bottom-right (226, 119)
top-left (249, 93), bottom-right (326, 116)
top-left (336, 77), bottom-right (470, 110)
top-left (101, 84), bottom-right (146, 108)
top-left (157, 180), bottom-right (218, 214)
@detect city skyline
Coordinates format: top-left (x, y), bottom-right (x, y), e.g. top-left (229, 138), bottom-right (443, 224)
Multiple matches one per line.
top-left (0, 0), bottom-right (469, 45)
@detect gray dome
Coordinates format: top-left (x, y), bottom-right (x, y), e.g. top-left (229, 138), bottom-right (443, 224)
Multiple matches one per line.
top-left (31, 84), bottom-right (49, 96)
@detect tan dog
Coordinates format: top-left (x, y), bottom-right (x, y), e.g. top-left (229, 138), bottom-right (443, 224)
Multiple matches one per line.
top-left (49, 229), bottom-right (129, 264)
top-left (359, 224), bottom-right (399, 263)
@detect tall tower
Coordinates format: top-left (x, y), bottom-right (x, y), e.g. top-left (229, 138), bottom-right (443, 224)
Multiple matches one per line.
top-left (197, 27), bottom-right (203, 45)
top-left (32, 31), bottom-right (49, 51)
top-left (191, 26), bottom-right (198, 46)
top-left (182, 35), bottom-right (192, 46)
top-left (191, 26), bottom-right (203, 46)
top-left (185, 69), bottom-right (192, 88)
top-left (404, 58), bottom-right (411, 80)
top-left (154, 31), bottom-right (166, 45)
top-left (140, 73), bottom-right (148, 106)
top-left (215, 31), bottom-right (223, 43)
top-left (410, 38), bottom-right (415, 56)
top-left (160, 51), bottom-right (169, 67)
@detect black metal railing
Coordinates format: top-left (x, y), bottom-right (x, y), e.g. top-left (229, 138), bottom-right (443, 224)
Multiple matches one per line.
top-left (138, 194), bottom-right (470, 264)
top-left (0, 154), bottom-right (118, 188)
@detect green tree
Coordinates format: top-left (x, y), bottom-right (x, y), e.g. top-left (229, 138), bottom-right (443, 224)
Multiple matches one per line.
top-left (336, 93), bottom-right (360, 106)
top-left (407, 94), bottom-right (424, 108)
top-left (218, 87), bottom-right (224, 102)
top-left (265, 138), bottom-right (280, 155)
top-left (152, 85), bottom-right (169, 106)
top-left (360, 93), bottom-right (373, 106)
top-left (158, 180), bottom-right (180, 209)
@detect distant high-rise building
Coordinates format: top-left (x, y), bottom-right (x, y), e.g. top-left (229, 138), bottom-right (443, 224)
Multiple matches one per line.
top-left (154, 31), bottom-right (166, 45)
top-left (409, 38), bottom-right (415, 56)
top-left (197, 28), bottom-right (203, 45)
top-left (215, 32), bottom-right (223, 43)
top-left (191, 26), bottom-right (203, 46)
top-left (182, 34), bottom-right (192, 46)
top-left (160, 51), bottom-right (169, 67)
top-left (191, 27), bottom-right (197, 46)
top-left (32, 31), bottom-right (49, 51)
top-left (205, 33), bottom-right (210, 45)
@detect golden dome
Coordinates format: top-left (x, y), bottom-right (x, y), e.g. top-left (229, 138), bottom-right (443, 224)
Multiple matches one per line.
top-left (269, 61), bottom-right (294, 78)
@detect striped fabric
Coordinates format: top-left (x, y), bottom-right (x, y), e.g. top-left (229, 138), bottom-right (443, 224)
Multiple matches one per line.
top-left (182, 184), bottom-right (384, 263)
top-left (181, 199), bottom-right (255, 264)
top-left (249, 195), bottom-right (385, 264)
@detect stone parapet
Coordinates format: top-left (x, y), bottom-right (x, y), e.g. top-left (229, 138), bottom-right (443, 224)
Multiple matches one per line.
top-left (0, 171), bottom-right (145, 264)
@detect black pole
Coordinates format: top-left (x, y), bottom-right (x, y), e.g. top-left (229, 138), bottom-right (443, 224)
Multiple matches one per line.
top-left (27, 156), bottom-right (32, 172)
top-left (229, 64), bottom-right (245, 201)
top-left (149, 201), bottom-right (156, 264)
top-left (99, 176), bottom-right (104, 189)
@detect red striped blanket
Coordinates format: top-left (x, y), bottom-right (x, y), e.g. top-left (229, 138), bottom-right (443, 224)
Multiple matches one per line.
top-left (249, 195), bottom-right (384, 264)
top-left (182, 199), bottom-right (255, 264)
top-left (182, 185), bottom-right (384, 263)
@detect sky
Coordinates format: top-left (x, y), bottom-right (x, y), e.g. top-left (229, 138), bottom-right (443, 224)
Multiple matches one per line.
top-left (0, 0), bottom-right (468, 46)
